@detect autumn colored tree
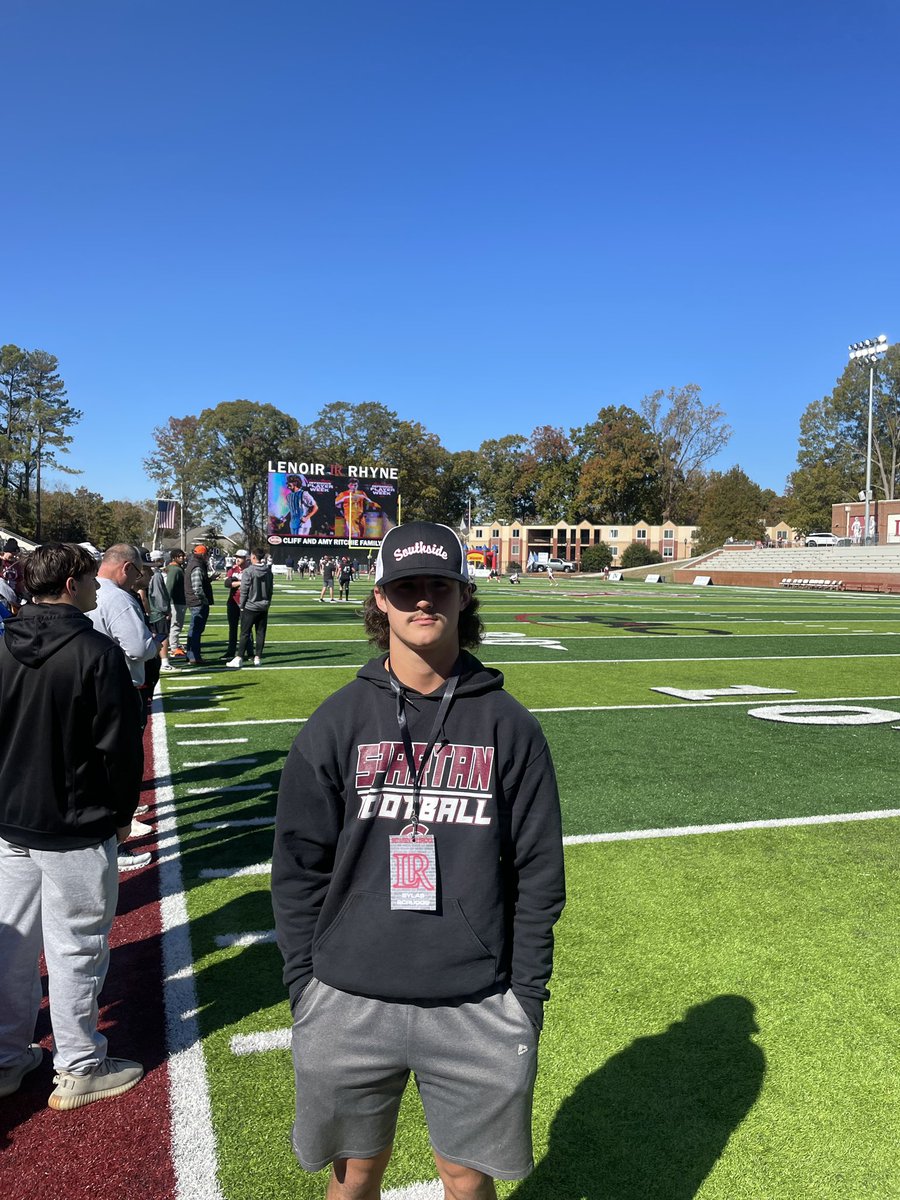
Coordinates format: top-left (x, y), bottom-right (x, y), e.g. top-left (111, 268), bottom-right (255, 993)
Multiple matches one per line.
top-left (640, 384), bottom-right (731, 521)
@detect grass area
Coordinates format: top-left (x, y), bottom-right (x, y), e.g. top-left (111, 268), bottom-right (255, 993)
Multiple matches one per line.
top-left (159, 578), bottom-right (900, 1198)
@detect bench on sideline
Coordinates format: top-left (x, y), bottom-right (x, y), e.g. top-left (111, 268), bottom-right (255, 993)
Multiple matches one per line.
top-left (780, 578), bottom-right (844, 591)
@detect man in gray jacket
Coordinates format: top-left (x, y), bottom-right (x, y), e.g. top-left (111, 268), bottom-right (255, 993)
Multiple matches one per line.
top-left (226, 548), bottom-right (273, 669)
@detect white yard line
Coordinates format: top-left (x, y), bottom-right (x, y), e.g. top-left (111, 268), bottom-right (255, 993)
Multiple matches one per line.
top-left (175, 719), bottom-right (306, 728)
top-left (152, 693), bottom-right (226, 1200)
top-left (531, 692), bottom-right (900, 714)
top-left (214, 931), bottom-right (277, 948)
top-left (184, 758), bottom-right (259, 768)
top-left (177, 738), bottom-right (249, 745)
top-left (194, 817), bottom-right (275, 829)
top-left (564, 808), bottom-right (900, 844)
top-left (199, 863), bottom-right (271, 879)
top-left (223, 651), bottom-right (900, 671)
top-left (187, 783), bottom-right (273, 796)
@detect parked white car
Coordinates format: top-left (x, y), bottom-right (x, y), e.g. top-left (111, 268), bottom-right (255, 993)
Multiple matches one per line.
top-left (805, 533), bottom-right (838, 547)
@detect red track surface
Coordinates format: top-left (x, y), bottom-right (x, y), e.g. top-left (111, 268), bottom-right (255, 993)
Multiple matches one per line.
top-left (0, 719), bottom-right (176, 1200)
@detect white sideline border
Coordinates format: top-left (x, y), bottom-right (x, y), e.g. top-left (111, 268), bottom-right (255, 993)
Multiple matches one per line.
top-left (152, 691), bottom-right (226, 1200)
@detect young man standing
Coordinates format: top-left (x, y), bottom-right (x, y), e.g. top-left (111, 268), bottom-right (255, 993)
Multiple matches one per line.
top-left (0, 543), bottom-right (144, 1108)
top-left (319, 556), bottom-right (336, 603)
top-left (227, 548), bottom-right (273, 669)
top-left (272, 521), bottom-right (565, 1200)
top-left (166, 549), bottom-right (188, 659)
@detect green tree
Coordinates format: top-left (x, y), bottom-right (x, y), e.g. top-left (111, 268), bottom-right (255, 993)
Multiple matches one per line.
top-left (198, 400), bottom-right (300, 546)
top-left (580, 542), bottom-right (614, 572)
top-left (573, 406), bottom-right (662, 523)
top-left (783, 462), bottom-right (847, 535)
top-left (696, 466), bottom-right (765, 552)
top-left (520, 425), bottom-right (581, 522)
top-left (641, 384), bottom-right (731, 521)
top-left (472, 434), bottom-right (533, 522)
top-left (21, 351), bottom-right (82, 539)
top-left (620, 542), bottom-right (664, 568)
top-left (298, 400), bottom-right (465, 525)
top-left (143, 415), bottom-right (215, 540)
top-left (796, 344), bottom-right (900, 500)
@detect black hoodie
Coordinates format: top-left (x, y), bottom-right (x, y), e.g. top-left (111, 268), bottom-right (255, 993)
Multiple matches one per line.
top-left (272, 651), bottom-right (565, 1031)
top-left (0, 604), bottom-right (144, 850)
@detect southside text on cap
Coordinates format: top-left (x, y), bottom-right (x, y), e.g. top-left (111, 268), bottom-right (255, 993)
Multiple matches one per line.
top-left (375, 521), bottom-right (469, 587)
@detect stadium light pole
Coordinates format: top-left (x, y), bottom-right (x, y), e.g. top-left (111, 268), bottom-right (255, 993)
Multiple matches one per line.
top-left (848, 335), bottom-right (890, 545)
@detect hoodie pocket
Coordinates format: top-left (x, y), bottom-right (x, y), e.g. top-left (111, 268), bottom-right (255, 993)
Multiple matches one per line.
top-left (313, 891), bottom-right (498, 1000)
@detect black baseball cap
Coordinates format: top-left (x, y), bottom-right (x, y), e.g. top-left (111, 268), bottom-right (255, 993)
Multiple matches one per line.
top-left (375, 521), bottom-right (469, 587)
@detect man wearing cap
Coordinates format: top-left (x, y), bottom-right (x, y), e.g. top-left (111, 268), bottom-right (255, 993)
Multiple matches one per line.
top-left (223, 550), bottom-right (252, 663)
top-left (147, 551), bottom-right (174, 671)
top-left (166, 549), bottom-right (188, 659)
top-left (273, 521), bottom-right (565, 1200)
top-left (184, 543), bottom-right (214, 666)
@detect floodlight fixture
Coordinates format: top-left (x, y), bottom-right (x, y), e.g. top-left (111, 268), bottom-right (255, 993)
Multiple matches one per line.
top-left (847, 333), bottom-right (891, 545)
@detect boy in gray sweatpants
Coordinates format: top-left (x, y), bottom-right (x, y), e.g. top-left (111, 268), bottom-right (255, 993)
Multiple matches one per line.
top-left (0, 542), bottom-right (145, 1109)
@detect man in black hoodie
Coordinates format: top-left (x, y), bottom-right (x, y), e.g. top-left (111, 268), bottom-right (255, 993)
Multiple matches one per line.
top-left (273, 522), bottom-right (565, 1200)
top-left (0, 543), bottom-right (144, 1109)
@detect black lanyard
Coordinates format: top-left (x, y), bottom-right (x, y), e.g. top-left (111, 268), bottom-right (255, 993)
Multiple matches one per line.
top-left (388, 660), bottom-right (460, 840)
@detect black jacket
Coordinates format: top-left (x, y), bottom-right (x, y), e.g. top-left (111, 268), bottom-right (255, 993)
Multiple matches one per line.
top-left (184, 554), bottom-right (214, 608)
top-left (0, 603), bottom-right (144, 850)
top-left (272, 652), bottom-right (565, 1031)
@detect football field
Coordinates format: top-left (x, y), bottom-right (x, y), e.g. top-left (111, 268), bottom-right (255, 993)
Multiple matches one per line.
top-left (156, 577), bottom-right (900, 1199)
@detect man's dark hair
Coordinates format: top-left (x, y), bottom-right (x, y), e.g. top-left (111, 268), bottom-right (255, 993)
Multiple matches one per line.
top-left (362, 585), bottom-right (484, 651)
top-left (168, 548), bottom-right (185, 562)
top-left (24, 543), bottom-right (97, 599)
top-left (250, 548), bottom-right (265, 560)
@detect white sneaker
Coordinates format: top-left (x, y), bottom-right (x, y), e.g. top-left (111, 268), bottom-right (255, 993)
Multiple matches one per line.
top-left (134, 804), bottom-right (150, 815)
top-left (160, 661), bottom-right (176, 672)
top-left (118, 849), bottom-right (151, 871)
top-left (226, 657), bottom-right (242, 668)
top-left (253, 656), bottom-right (261, 666)
top-left (130, 819), bottom-right (153, 837)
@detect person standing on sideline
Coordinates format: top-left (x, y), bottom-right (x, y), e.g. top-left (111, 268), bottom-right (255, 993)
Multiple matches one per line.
top-left (147, 550), bottom-right (173, 672)
top-left (0, 543), bottom-right (144, 1108)
top-left (319, 556), bottom-right (336, 603)
top-left (227, 549), bottom-right (273, 669)
top-left (89, 545), bottom-right (162, 719)
top-left (223, 550), bottom-right (252, 663)
top-left (184, 543), bottom-right (214, 665)
top-left (166, 549), bottom-right (187, 659)
top-left (338, 556), bottom-right (354, 602)
top-left (272, 521), bottom-right (565, 1200)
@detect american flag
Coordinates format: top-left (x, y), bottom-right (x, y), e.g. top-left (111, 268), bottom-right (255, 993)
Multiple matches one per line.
top-left (157, 499), bottom-right (177, 530)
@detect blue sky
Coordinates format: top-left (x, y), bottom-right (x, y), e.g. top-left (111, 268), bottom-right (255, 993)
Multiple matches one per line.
top-left (3, 0), bottom-right (898, 503)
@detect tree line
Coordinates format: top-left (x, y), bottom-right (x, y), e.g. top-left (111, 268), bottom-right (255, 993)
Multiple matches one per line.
top-left (4, 338), bottom-right (898, 552)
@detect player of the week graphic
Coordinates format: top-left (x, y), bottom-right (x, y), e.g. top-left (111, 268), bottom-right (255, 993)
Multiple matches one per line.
top-left (285, 473), bottom-right (318, 536)
top-left (334, 477), bottom-right (380, 540)
top-left (272, 520), bottom-right (565, 1200)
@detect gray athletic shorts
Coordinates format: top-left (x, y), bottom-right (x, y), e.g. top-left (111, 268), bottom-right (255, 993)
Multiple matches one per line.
top-left (290, 980), bottom-right (538, 1180)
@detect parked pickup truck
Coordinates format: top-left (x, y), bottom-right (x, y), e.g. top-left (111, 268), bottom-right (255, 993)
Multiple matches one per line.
top-left (531, 557), bottom-right (577, 572)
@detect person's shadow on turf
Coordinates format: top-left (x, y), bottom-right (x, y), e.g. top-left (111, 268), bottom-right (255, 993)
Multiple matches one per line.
top-left (511, 994), bottom-right (765, 1200)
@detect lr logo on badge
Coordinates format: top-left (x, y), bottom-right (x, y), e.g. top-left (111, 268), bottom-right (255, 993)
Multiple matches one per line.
top-left (392, 850), bottom-right (435, 889)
